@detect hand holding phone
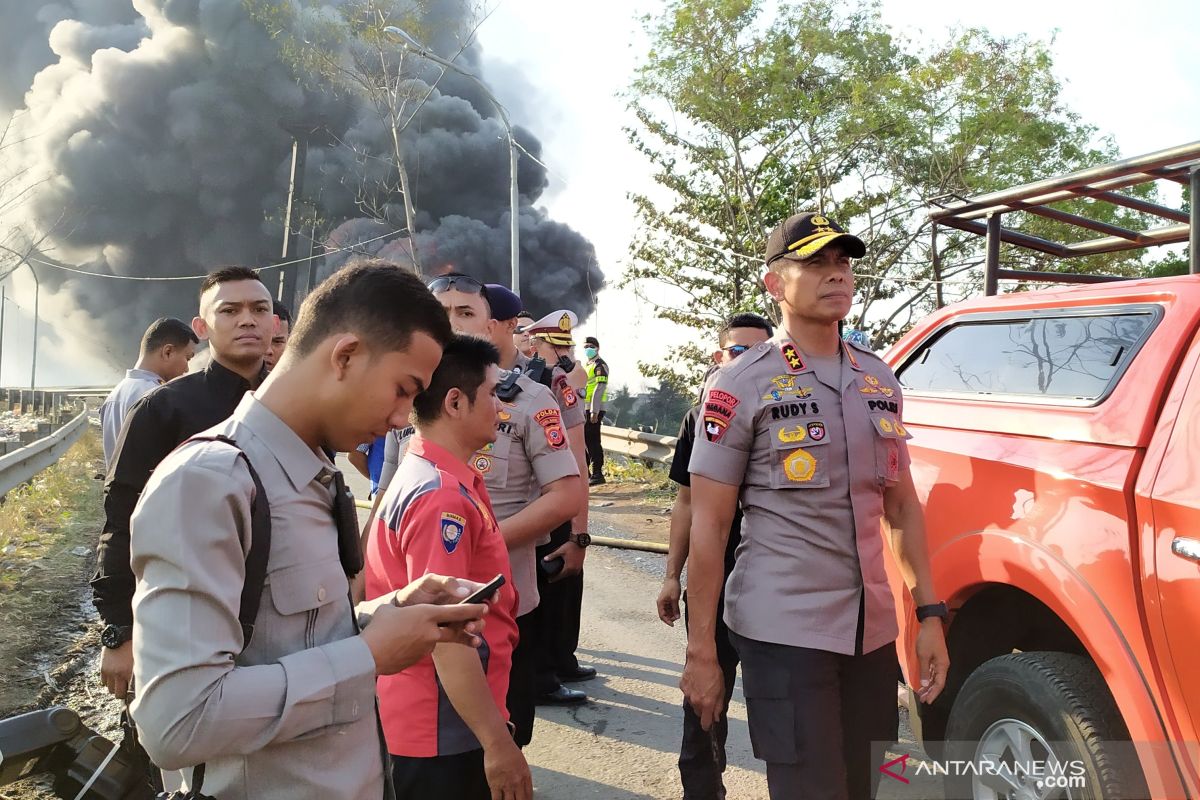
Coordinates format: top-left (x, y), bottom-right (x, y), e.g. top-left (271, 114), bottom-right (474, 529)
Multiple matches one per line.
top-left (459, 573), bottom-right (506, 605)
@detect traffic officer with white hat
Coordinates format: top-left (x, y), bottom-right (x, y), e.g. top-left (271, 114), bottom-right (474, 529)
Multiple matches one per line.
top-left (682, 212), bottom-right (949, 800)
top-left (520, 310), bottom-right (598, 696)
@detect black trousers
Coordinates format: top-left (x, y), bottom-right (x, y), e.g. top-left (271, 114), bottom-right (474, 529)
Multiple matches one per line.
top-left (534, 523), bottom-right (583, 691)
top-left (507, 609), bottom-right (539, 746)
top-left (730, 632), bottom-right (899, 800)
top-left (392, 748), bottom-right (489, 800)
top-left (680, 589), bottom-right (739, 800)
top-left (583, 411), bottom-right (605, 477)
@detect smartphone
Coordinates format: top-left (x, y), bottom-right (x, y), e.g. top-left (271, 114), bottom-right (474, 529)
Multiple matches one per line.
top-left (459, 573), bottom-right (505, 605)
top-left (539, 557), bottom-right (564, 578)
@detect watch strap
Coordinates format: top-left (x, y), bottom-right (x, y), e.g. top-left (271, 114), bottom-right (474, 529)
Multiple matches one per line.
top-left (915, 602), bottom-right (948, 622)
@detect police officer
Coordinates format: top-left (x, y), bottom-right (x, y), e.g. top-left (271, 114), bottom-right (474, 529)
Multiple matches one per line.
top-left (581, 336), bottom-right (610, 485)
top-left (424, 277), bottom-right (585, 740)
top-left (522, 310), bottom-right (597, 695)
top-left (682, 212), bottom-right (950, 800)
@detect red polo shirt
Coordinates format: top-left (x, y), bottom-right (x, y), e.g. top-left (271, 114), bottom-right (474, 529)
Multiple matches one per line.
top-left (365, 435), bottom-right (519, 758)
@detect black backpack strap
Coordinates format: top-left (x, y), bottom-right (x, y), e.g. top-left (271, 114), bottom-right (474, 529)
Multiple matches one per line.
top-left (187, 435), bottom-right (272, 649)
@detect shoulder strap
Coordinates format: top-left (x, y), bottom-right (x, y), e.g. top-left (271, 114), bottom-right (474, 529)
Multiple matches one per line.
top-left (187, 434), bottom-right (272, 649)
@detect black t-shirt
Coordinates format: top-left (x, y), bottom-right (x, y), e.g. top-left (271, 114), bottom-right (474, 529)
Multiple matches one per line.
top-left (671, 405), bottom-right (742, 578)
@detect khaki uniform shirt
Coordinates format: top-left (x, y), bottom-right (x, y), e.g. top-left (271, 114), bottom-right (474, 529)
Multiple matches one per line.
top-left (514, 352), bottom-right (586, 430)
top-left (130, 394), bottom-right (385, 799)
top-left (688, 333), bottom-right (910, 656)
top-left (471, 372), bottom-right (579, 616)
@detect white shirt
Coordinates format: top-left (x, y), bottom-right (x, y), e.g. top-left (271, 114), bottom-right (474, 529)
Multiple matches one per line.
top-left (100, 368), bottom-right (163, 469)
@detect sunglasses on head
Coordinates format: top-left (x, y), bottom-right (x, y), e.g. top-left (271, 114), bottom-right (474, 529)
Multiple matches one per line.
top-left (426, 274), bottom-right (485, 295)
top-left (722, 344), bottom-right (751, 359)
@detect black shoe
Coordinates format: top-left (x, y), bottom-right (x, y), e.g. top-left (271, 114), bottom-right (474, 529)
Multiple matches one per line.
top-left (535, 685), bottom-right (587, 705)
top-left (588, 474), bottom-right (606, 486)
top-left (558, 665), bottom-right (597, 683)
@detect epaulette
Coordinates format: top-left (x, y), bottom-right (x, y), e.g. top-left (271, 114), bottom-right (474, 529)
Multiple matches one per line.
top-left (716, 341), bottom-right (775, 381)
top-left (845, 337), bottom-right (882, 361)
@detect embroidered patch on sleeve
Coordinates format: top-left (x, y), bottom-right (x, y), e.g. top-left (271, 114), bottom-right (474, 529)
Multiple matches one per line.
top-left (535, 407), bottom-right (567, 450)
top-left (440, 512), bottom-right (467, 554)
top-left (561, 384), bottom-right (578, 407)
top-left (702, 388), bottom-right (740, 443)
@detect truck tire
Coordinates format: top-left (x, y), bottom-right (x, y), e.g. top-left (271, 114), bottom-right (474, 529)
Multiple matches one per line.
top-left (943, 652), bottom-right (1145, 800)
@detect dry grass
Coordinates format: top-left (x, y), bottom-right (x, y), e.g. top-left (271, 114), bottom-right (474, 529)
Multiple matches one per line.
top-left (0, 429), bottom-right (104, 590)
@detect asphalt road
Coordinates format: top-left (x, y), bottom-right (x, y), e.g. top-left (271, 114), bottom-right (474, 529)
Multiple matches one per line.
top-left (342, 461), bottom-right (944, 799)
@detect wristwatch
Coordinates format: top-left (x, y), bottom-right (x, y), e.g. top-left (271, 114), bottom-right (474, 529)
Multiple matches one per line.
top-left (101, 624), bottom-right (133, 649)
top-left (915, 602), bottom-right (949, 623)
top-left (568, 532), bottom-right (592, 548)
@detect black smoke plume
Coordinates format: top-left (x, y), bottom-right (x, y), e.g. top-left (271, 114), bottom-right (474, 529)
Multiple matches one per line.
top-left (1, 0), bottom-right (603, 370)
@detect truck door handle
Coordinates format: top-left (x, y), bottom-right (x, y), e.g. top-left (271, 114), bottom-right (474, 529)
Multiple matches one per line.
top-left (1171, 537), bottom-right (1200, 563)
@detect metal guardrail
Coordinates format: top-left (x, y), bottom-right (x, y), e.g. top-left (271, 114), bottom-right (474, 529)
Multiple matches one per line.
top-left (0, 409), bottom-right (88, 498)
top-left (599, 425), bottom-right (678, 465)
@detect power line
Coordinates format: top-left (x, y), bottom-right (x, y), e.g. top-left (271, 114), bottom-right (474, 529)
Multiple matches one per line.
top-left (19, 228), bottom-right (407, 282)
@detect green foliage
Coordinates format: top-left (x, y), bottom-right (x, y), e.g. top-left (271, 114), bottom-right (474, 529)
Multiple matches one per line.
top-left (606, 381), bottom-right (693, 436)
top-left (625, 0), bottom-right (1177, 382)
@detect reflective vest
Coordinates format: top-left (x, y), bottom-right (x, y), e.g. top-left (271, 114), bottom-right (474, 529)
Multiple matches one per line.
top-left (585, 359), bottom-right (609, 403)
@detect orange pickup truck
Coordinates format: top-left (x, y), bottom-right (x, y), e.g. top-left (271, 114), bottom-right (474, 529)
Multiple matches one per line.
top-left (883, 144), bottom-right (1200, 799)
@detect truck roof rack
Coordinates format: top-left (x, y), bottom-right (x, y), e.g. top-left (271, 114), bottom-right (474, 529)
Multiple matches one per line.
top-left (927, 141), bottom-right (1200, 295)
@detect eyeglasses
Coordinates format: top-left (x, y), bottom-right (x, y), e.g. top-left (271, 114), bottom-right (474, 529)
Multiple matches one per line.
top-left (426, 274), bottom-right (485, 295)
top-left (722, 344), bottom-right (751, 359)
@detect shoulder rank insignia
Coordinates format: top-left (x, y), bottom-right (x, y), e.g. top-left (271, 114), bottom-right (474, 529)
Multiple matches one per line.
top-left (781, 343), bottom-right (805, 374)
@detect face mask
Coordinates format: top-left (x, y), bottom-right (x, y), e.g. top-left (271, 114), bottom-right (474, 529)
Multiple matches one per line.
top-left (584, 347), bottom-right (598, 359)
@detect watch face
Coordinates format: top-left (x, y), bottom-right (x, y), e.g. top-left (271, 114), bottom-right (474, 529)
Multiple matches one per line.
top-left (575, 533), bottom-right (591, 547)
top-left (102, 625), bottom-right (130, 648)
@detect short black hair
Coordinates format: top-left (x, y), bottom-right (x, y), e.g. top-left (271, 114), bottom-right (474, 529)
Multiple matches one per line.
top-left (585, 336), bottom-right (599, 348)
top-left (719, 312), bottom-right (774, 346)
top-left (288, 260), bottom-right (452, 359)
top-left (140, 317), bottom-right (199, 356)
top-left (198, 266), bottom-right (264, 299)
top-left (412, 334), bottom-right (500, 425)
top-left (273, 299), bottom-right (292, 326)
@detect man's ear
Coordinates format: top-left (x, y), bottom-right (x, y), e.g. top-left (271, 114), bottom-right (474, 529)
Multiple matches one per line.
top-left (444, 387), bottom-right (463, 418)
top-left (160, 343), bottom-right (175, 360)
top-left (329, 334), bottom-right (361, 379)
top-left (191, 316), bottom-right (209, 341)
top-left (762, 268), bottom-right (783, 302)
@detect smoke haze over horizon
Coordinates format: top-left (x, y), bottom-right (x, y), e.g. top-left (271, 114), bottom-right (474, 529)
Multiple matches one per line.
top-left (0, 0), bottom-right (603, 379)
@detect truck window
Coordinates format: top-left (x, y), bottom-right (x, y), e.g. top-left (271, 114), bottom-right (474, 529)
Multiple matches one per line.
top-left (897, 308), bottom-right (1158, 404)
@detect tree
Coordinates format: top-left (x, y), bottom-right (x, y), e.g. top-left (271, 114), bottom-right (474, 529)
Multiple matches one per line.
top-left (624, 0), bottom-right (1169, 384)
top-left (244, 0), bottom-right (483, 269)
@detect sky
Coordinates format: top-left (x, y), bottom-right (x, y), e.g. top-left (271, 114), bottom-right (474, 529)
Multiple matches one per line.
top-left (475, 0), bottom-right (1200, 394)
top-left (1, 0), bottom-right (1197, 389)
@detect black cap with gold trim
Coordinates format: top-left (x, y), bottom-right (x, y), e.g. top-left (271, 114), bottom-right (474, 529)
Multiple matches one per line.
top-left (765, 212), bottom-right (866, 266)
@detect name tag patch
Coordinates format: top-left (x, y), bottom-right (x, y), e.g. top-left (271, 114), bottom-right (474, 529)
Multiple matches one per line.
top-left (440, 513), bottom-right (466, 554)
top-left (768, 401), bottom-right (822, 420)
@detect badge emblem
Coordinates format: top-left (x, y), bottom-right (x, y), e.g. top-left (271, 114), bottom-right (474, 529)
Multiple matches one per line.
top-left (562, 385), bottom-right (578, 407)
top-left (894, 421), bottom-right (908, 437)
top-left (440, 513), bottom-right (466, 554)
top-left (782, 449), bottom-right (817, 482)
top-left (498, 410), bottom-right (512, 422)
top-left (807, 421), bottom-right (826, 441)
top-left (473, 455), bottom-right (492, 474)
top-left (878, 417), bottom-right (894, 434)
top-left (781, 343), bottom-right (805, 373)
top-left (703, 414), bottom-right (729, 442)
top-left (777, 425), bottom-right (807, 444)
top-left (535, 407), bottom-right (567, 450)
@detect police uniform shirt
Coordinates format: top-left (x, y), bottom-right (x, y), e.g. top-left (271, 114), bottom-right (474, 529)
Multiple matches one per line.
top-left (687, 332), bottom-right (911, 656)
top-left (129, 394), bottom-right (384, 800)
top-left (515, 351), bottom-right (586, 431)
top-left (376, 424), bottom-right (416, 498)
top-left (470, 371), bottom-right (578, 616)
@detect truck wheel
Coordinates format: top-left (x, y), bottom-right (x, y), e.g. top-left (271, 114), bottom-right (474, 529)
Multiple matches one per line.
top-left (943, 652), bottom-right (1145, 800)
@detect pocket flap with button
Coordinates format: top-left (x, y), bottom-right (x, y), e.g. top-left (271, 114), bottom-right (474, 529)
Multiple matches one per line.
top-left (269, 558), bottom-right (346, 616)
